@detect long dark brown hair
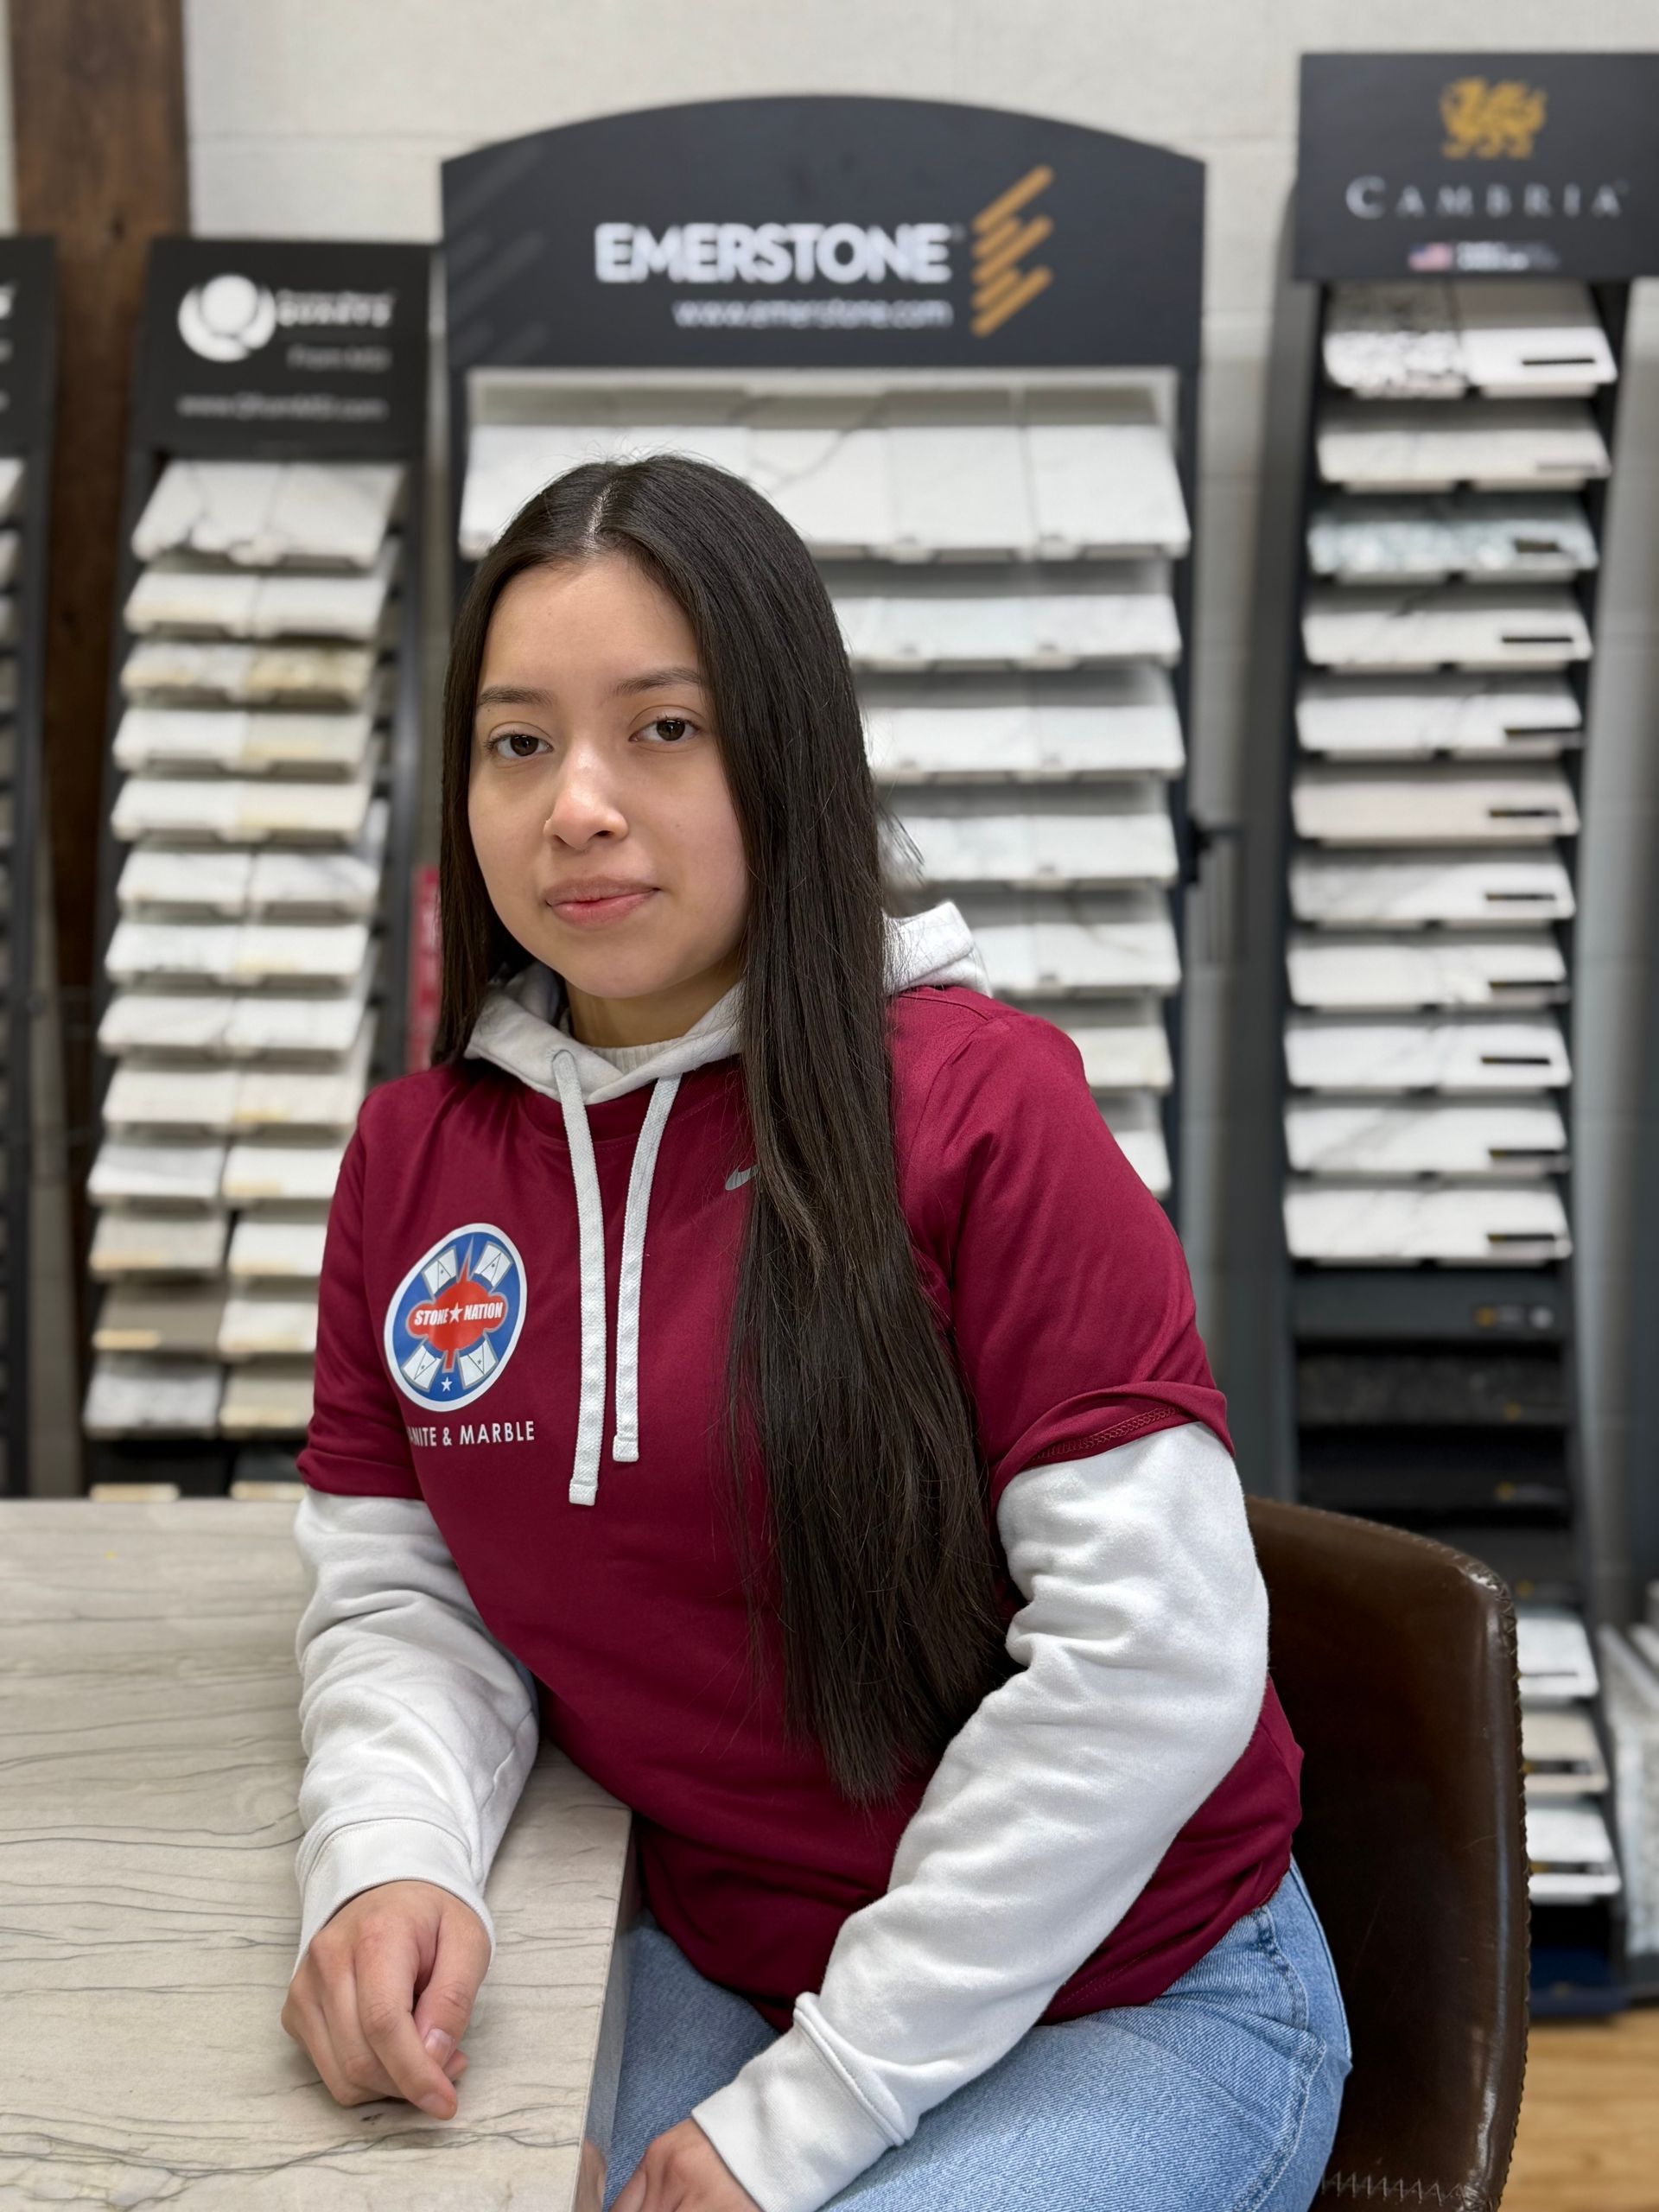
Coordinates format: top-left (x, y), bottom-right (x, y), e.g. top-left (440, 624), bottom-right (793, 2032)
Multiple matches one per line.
top-left (431, 454), bottom-right (1014, 1806)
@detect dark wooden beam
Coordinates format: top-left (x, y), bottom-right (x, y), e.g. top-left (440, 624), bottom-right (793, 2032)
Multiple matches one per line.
top-left (10, 0), bottom-right (188, 1337)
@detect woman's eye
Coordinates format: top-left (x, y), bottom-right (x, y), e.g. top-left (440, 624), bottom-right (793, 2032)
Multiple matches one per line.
top-left (645, 716), bottom-right (695, 743)
top-left (491, 731), bottom-right (547, 760)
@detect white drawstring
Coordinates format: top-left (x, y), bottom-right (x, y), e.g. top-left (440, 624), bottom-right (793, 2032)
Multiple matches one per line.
top-left (612, 1074), bottom-right (680, 1461)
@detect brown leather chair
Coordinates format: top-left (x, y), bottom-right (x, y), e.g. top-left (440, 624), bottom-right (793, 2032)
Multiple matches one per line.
top-left (1247, 1497), bottom-right (1530, 2212)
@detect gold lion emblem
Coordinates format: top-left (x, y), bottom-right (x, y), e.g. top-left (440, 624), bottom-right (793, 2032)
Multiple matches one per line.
top-left (1440, 77), bottom-right (1547, 160)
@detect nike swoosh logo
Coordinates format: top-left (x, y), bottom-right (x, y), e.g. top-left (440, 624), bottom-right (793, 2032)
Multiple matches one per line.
top-left (725, 1164), bottom-right (756, 1191)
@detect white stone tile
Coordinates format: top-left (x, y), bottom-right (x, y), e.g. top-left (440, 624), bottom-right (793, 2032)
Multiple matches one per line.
top-left (87, 1209), bottom-right (229, 1279)
top-left (1290, 851), bottom-right (1574, 928)
top-left (1302, 586), bottom-right (1592, 670)
top-left (102, 1065), bottom-right (244, 1135)
top-left (830, 561), bottom-right (1181, 670)
top-left (1296, 674), bottom-right (1580, 760)
top-left (1283, 1097), bottom-right (1567, 1175)
top-left (1317, 400), bottom-right (1610, 491)
top-left (219, 1358), bottom-right (315, 1434)
top-left (132, 461), bottom-right (404, 569)
top-left (220, 1141), bottom-right (347, 1206)
top-left (1307, 494), bottom-right (1598, 584)
top-left (958, 890), bottom-right (1180, 995)
top-left (92, 1284), bottom-right (226, 1360)
top-left (114, 707), bottom-right (377, 777)
top-left (88, 1137), bottom-right (227, 1207)
top-left (863, 669), bottom-right (1183, 782)
top-left (1325, 281), bottom-right (1616, 399)
top-left (121, 638), bottom-right (378, 709)
top-left (217, 1292), bottom-right (320, 1361)
top-left (1284, 1178), bottom-right (1570, 1263)
top-left (111, 767), bottom-right (374, 845)
top-left (888, 786), bottom-right (1178, 889)
top-left (226, 1217), bottom-right (329, 1281)
top-left (83, 1353), bottom-right (223, 1437)
top-left (125, 539), bottom-right (400, 640)
top-left (1285, 1014), bottom-right (1570, 1092)
top-left (1292, 766), bottom-right (1579, 844)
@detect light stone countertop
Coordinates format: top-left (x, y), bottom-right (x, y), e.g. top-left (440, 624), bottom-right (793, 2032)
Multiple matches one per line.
top-left (0, 1499), bottom-right (637, 2210)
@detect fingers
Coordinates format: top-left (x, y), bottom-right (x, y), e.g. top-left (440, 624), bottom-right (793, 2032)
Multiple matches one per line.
top-left (355, 1914), bottom-right (461, 2116)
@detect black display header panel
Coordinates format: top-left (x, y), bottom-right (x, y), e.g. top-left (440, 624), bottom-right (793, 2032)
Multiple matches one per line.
top-left (442, 94), bottom-right (1204, 375)
top-left (1296, 52), bottom-right (1659, 282)
top-left (132, 238), bottom-right (430, 458)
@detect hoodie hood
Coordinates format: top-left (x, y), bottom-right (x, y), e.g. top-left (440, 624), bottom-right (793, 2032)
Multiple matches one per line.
top-left (461, 900), bottom-right (989, 1506)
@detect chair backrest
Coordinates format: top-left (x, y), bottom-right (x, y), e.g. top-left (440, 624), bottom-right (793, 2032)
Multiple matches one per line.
top-left (1246, 1497), bottom-right (1529, 2212)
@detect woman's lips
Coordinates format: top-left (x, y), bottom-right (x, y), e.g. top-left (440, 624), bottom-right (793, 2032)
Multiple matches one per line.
top-left (547, 888), bottom-right (658, 927)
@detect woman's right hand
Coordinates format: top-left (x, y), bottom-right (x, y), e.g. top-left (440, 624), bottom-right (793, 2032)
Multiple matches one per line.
top-left (281, 1878), bottom-right (492, 2120)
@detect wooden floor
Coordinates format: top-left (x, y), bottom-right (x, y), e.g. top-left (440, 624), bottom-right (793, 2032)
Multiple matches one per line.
top-left (1502, 2005), bottom-right (1659, 2210)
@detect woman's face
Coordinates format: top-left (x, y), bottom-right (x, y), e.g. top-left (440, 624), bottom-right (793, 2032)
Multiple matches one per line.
top-left (468, 551), bottom-right (749, 1045)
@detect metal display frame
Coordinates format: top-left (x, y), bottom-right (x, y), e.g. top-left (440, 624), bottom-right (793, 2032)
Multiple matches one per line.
top-left (79, 237), bottom-right (433, 1496)
top-left (440, 97), bottom-right (1206, 1221)
top-left (1227, 51), bottom-right (1659, 2018)
top-left (0, 238), bottom-right (58, 1498)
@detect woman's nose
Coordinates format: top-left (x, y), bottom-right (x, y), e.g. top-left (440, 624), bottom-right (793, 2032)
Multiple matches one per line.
top-left (541, 750), bottom-right (626, 841)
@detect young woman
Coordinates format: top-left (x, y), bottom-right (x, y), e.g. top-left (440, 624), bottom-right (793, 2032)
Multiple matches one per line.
top-left (281, 454), bottom-right (1351, 2212)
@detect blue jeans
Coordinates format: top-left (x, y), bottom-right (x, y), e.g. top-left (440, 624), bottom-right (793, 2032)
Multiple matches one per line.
top-left (601, 1859), bottom-right (1352, 2211)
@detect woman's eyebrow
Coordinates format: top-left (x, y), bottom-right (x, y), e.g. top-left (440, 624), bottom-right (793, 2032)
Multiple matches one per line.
top-left (611, 664), bottom-right (705, 696)
top-left (475, 683), bottom-right (551, 711)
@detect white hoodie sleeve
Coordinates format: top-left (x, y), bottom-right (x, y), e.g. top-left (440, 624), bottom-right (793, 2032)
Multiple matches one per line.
top-left (689, 1419), bottom-right (1270, 2212)
top-left (290, 1485), bottom-right (543, 1977)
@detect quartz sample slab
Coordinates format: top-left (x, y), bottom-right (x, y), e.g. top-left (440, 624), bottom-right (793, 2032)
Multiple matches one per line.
top-left (111, 766), bottom-right (374, 844)
top-left (219, 1357), bottom-right (315, 1433)
top-left (124, 538), bottom-right (401, 639)
top-left (1285, 1015), bottom-right (1570, 1092)
top-left (87, 1208), bottom-right (230, 1278)
top-left (458, 388), bottom-right (1189, 563)
top-left (1526, 1797), bottom-right (1621, 1900)
top-left (861, 668), bottom-right (1184, 782)
top-left (887, 786), bottom-right (1179, 889)
top-left (1302, 587), bottom-right (1592, 671)
top-left (227, 1215), bottom-right (330, 1281)
top-left (105, 918), bottom-right (371, 986)
top-left (1324, 280), bottom-right (1617, 399)
top-left (132, 460), bottom-right (406, 569)
top-left (118, 802), bottom-right (390, 917)
top-left (0, 529), bottom-right (16, 586)
top-left (1292, 766), bottom-right (1578, 844)
top-left (1287, 930), bottom-right (1567, 1010)
top-left (1522, 1707), bottom-right (1609, 1799)
top-left (217, 1290), bottom-right (321, 1359)
top-left (1283, 1098), bottom-right (1567, 1176)
top-left (103, 1027), bottom-right (373, 1136)
top-left (1290, 852), bottom-right (1574, 928)
top-left (1296, 675), bottom-right (1580, 761)
top-left (0, 455), bottom-right (22, 520)
top-left (1283, 1178), bottom-right (1571, 1264)
top-left (92, 1282), bottom-right (227, 1358)
top-left (830, 561), bottom-right (1181, 670)
top-left (114, 706), bottom-right (376, 777)
top-left (88, 1136), bottom-right (227, 1207)
top-left (121, 638), bottom-right (378, 709)
top-left (82, 1351), bottom-right (224, 1434)
top-left (959, 889), bottom-right (1181, 995)
top-left (0, 1498), bottom-right (636, 2212)
top-left (1316, 400), bottom-right (1611, 491)
top-left (1307, 493), bottom-right (1597, 584)
top-left (1519, 1606), bottom-right (1600, 1701)
top-left (99, 956), bottom-right (376, 1060)
top-left (221, 1140), bottom-right (348, 1206)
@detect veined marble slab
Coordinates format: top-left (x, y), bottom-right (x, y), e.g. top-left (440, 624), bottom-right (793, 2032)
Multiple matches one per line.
top-left (219, 1358), bottom-right (315, 1433)
top-left (1284, 1177), bottom-right (1571, 1263)
top-left (1324, 280), bottom-right (1617, 399)
top-left (1307, 494), bottom-right (1597, 585)
top-left (1519, 1605), bottom-right (1600, 1702)
top-left (83, 1351), bottom-right (225, 1435)
top-left (861, 668), bottom-right (1184, 782)
top-left (957, 889), bottom-right (1181, 995)
top-left (1302, 587), bottom-right (1592, 671)
top-left (218, 1290), bottom-right (321, 1360)
top-left (830, 561), bottom-right (1181, 671)
top-left (1283, 1097), bottom-right (1567, 1176)
top-left (88, 1135), bottom-right (227, 1207)
top-left (227, 1216), bottom-right (331, 1281)
top-left (1296, 675), bottom-right (1580, 761)
top-left (1290, 852), bottom-right (1573, 928)
top-left (0, 1499), bottom-right (636, 2210)
top-left (1287, 930), bottom-right (1567, 1010)
top-left (121, 638), bottom-right (378, 710)
top-left (887, 786), bottom-right (1178, 889)
top-left (92, 1282), bottom-right (227, 1359)
top-left (1522, 1707), bottom-right (1609, 1799)
top-left (1316, 400), bottom-right (1611, 491)
top-left (221, 1141), bottom-right (348, 1207)
top-left (103, 1023), bottom-right (374, 1137)
top-left (112, 766), bottom-right (374, 846)
top-left (132, 461), bottom-right (406, 569)
top-left (125, 539), bottom-right (401, 640)
top-left (1292, 766), bottom-right (1578, 844)
top-left (87, 1207), bottom-right (229, 1279)
top-left (106, 918), bottom-right (371, 987)
top-left (99, 956), bottom-right (377, 1062)
top-left (115, 707), bottom-right (376, 777)
top-left (1284, 1014), bottom-right (1570, 1092)
top-left (1526, 1797), bottom-right (1621, 1900)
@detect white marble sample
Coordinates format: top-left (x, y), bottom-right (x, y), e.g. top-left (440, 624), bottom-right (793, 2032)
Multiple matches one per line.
top-left (92, 1282), bottom-right (227, 1358)
top-left (959, 890), bottom-right (1181, 995)
top-left (1284, 1178), bottom-right (1571, 1263)
top-left (132, 460), bottom-right (406, 569)
top-left (1291, 766), bottom-right (1578, 844)
top-left (1098, 1092), bottom-right (1170, 1198)
top-left (1296, 675), bottom-right (1580, 761)
top-left (221, 1140), bottom-right (348, 1205)
top-left (1290, 852), bottom-right (1574, 928)
top-left (0, 1499), bottom-right (635, 2212)
top-left (1316, 400), bottom-right (1611, 491)
top-left (103, 1062), bottom-right (244, 1134)
top-left (111, 766), bottom-right (374, 845)
top-left (124, 538), bottom-right (401, 639)
top-left (1324, 280), bottom-right (1617, 399)
top-left (121, 637), bottom-right (378, 709)
top-left (1283, 1098), bottom-right (1567, 1176)
top-left (1526, 1798), bottom-right (1621, 1899)
top-left (106, 917), bottom-right (371, 986)
top-left (887, 785), bottom-right (1179, 889)
top-left (1285, 1015), bottom-right (1570, 1093)
top-left (227, 1215), bottom-right (330, 1281)
top-left (87, 1208), bottom-right (230, 1278)
top-left (0, 454), bottom-right (23, 519)
top-left (117, 844), bottom-right (256, 915)
top-left (1052, 1002), bottom-right (1173, 1091)
top-left (99, 956), bottom-right (375, 1060)
top-left (459, 385), bottom-right (1189, 563)
top-left (830, 561), bottom-right (1181, 670)
top-left (219, 1358), bottom-right (315, 1433)
top-left (88, 1136), bottom-right (227, 1206)
top-left (1307, 494), bottom-right (1598, 584)
top-left (218, 1290), bottom-right (321, 1360)
top-left (103, 1022), bottom-right (373, 1136)
top-left (1302, 587), bottom-right (1592, 671)
top-left (1519, 1606), bottom-right (1600, 1704)
top-left (114, 705), bottom-right (376, 777)
top-left (83, 1351), bottom-right (224, 1434)
top-left (861, 667), bottom-right (1184, 783)
top-left (1522, 1707), bottom-right (1609, 1798)
top-left (1287, 930), bottom-right (1567, 1010)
